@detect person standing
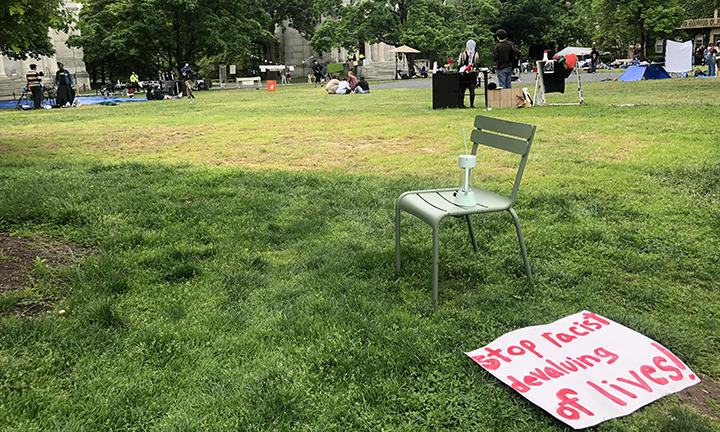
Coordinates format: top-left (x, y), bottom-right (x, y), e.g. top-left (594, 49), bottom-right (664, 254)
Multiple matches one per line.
top-left (695, 45), bottom-right (705, 68)
top-left (590, 47), bottom-right (599, 73)
top-left (493, 29), bottom-right (520, 89)
top-left (458, 39), bottom-right (480, 108)
top-left (26, 64), bottom-right (44, 109)
top-left (129, 71), bottom-right (139, 88)
top-left (312, 60), bottom-right (323, 86)
top-left (704, 45), bottom-right (716, 77)
top-left (180, 63), bottom-right (195, 98)
top-left (55, 62), bottom-right (74, 107)
top-left (128, 71), bottom-right (139, 97)
top-left (285, 67), bottom-right (292, 84)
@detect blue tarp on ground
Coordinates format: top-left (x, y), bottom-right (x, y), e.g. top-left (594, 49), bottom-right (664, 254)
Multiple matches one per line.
top-left (1, 96), bottom-right (149, 110)
top-left (618, 64), bottom-right (671, 81)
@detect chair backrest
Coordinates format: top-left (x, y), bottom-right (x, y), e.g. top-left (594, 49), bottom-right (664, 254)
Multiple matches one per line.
top-left (470, 115), bottom-right (536, 204)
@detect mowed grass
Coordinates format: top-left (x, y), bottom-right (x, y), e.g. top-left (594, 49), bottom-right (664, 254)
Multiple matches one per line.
top-left (0, 79), bottom-right (719, 431)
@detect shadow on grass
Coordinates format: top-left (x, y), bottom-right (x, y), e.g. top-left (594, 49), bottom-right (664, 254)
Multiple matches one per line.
top-left (0, 159), bottom-right (718, 430)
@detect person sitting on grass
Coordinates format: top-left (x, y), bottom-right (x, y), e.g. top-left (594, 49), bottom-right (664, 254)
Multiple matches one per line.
top-left (335, 78), bottom-right (351, 94)
top-left (347, 71), bottom-right (359, 92)
top-left (325, 74), bottom-right (340, 94)
top-left (354, 75), bottom-right (370, 93)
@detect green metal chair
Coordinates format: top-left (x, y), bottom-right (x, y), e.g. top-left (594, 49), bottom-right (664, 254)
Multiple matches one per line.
top-left (395, 115), bottom-right (536, 307)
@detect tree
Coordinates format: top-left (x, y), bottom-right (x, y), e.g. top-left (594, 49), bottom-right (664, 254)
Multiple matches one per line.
top-left (309, 0), bottom-right (500, 63)
top-left (589, 0), bottom-right (684, 57)
top-left (493, 0), bottom-right (591, 57)
top-left (69, 0), bottom-right (276, 84)
top-left (680, 0), bottom-right (720, 19)
top-left (71, 0), bottom-right (326, 84)
top-left (0, 0), bottom-right (70, 60)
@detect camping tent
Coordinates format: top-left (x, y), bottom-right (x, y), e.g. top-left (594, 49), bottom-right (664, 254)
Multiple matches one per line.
top-left (556, 47), bottom-right (593, 57)
top-left (617, 64), bottom-right (671, 81)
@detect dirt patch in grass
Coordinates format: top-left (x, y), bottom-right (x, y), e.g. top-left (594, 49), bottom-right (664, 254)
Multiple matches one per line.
top-left (676, 374), bottom-right (720, 420)
top-left (0, 233), bottom-right (88, 317)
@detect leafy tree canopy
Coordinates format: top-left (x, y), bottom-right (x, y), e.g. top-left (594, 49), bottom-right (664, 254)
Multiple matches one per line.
top-left (69, 0), bottom-right (320, 83)
top-left (681, 0), bottom-right (720, 19)
top-left (310, 0), bottom-right (502, 63)
top-left (0, 0), bottom-right (70, 60)
top-left (67, 0), bottom-right (704, 80)
top-left (589, 0), bottom-right (684, 57)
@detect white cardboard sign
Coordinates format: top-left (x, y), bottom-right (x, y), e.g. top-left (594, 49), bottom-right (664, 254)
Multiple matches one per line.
top-left (465, 311), bottom-right (699, 429)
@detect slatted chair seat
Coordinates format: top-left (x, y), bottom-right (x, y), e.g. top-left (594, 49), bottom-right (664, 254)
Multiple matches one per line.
top-left (398, 188), bottom-right (512, 225)
top-left (395, 115), bottom-right (536, 307)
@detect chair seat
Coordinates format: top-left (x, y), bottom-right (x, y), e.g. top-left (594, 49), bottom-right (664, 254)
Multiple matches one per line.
top-left (398, 186), bottom-right (512, 227)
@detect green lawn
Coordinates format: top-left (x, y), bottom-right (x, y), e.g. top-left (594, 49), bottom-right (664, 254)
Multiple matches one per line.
top-left (0, 80), bottom-right (719, 431)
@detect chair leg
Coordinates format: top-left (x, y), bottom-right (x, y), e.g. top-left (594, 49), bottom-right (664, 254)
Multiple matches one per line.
top-left (395, 203), bottom-right (402, 271)
top-left (432, 224), bottom-right (439, 308)
top-left (465, 215), bottom-right (479, 253)
top-left (508, 208), bottom-right (533, 281)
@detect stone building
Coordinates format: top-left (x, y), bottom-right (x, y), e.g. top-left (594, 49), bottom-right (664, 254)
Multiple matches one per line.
top-left (0, 0), bottom-right (90, 98)
top-left (275, 24), bottom-right (400, 80)
top-left (678, 9), bottom-right (720, 48)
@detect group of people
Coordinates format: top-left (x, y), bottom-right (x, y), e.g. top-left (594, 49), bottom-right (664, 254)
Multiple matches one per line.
top-left (22, 61), bottom-right (201, 111)
top-left (454, 29), bottom-right (521, 108)
top-left (24, 62), bottom-right (75, 109)
top-left (124, 64), bottom-right (198, 100)
top-left (697, 43), bottom-right (720, 77)
top-left (324, 71), bottom-right (370, 94)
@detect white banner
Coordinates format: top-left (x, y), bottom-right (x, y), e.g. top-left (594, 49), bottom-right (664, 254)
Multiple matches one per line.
top-left (665, 40), bottom-right (693, 73)
top-left (466, 311), bottom-right (699, 429)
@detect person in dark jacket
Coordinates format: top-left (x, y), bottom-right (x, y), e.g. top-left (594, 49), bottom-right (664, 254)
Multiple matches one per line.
top-left (493, 29), bottom-right (520, 89)
top-left (180, 63), bottom-right (195, 98)
top-left (312, 60), bottom-right (324, 86)
top-left (55, 62), bottom-right (74, 107)
top-left (590, 47), bottom-right (599, 73)
top-left (26, 64), bottom-right (44, 109)
top-left (355, 75), bottom-right (370, 93)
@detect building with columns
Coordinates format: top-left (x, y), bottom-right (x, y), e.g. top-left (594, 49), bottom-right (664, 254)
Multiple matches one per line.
top-left (275, 24), bottom-right (400, 80)
top-left (0, 0), bottom-right (90, 98)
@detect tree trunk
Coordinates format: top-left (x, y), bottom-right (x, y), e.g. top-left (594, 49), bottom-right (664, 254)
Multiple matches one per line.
top-left (400, 0), bottom-right (409, 24)
top-left (640, 31), bottom-right (647, 60)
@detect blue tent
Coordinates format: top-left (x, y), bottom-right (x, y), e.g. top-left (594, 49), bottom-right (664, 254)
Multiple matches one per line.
top-left (645, 64), bottom-right (671, 79)
top-left (618, 64), bottom-right (671, 81)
